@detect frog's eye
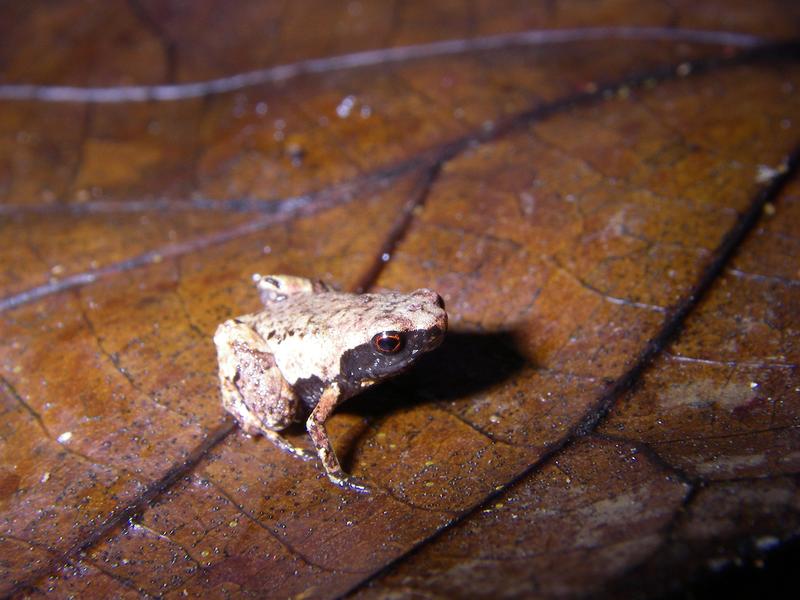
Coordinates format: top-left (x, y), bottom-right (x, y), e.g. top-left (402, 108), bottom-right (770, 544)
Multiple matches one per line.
top-left (372, 331), bottom-right (404, 354)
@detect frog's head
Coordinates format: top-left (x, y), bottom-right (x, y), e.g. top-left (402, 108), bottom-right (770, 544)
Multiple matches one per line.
top-left (337, 288), bottom-right (447, 393)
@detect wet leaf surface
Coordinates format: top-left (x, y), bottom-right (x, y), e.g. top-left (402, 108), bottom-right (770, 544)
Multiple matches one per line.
top-left (1, 1), bottom-right (799, 598)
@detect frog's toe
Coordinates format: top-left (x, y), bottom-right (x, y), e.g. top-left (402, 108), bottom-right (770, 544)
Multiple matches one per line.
top-left (329, 474), bottom-right (370, 494)
top-left (259, 428), bottom-right (315, 461)
top-left (277, 440), bottom-right (315, 462)
top-left (291, 446), bottom-right (316, 461)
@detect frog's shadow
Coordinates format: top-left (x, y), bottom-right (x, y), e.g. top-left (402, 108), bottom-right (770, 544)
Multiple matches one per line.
top-left (335, 329), bottom-right (529, 470)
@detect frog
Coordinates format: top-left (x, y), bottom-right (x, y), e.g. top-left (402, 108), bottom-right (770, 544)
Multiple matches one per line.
top-left (214, 274), bottom-right (447, 492)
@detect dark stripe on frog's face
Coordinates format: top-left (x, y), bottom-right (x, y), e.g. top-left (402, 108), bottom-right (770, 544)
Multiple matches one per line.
top-left (336, 327), bottom-right (445, 397)
top-left (292, 327), bottom-right (445, 410)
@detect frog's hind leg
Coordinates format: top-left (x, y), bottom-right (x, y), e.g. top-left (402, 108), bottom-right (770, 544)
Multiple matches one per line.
top-left (233, 408), bottom-right (313, 461)
top-left (256, 427), bottom-right (315, 461)
top-left (214, 320), bottom-right (314, 461)
top-left (253, 273), bottom-right (332, 305)
top-left (227, 390), bottom-right (313, 461)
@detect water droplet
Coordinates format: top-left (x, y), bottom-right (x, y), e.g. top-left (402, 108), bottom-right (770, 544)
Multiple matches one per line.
top-left (336, 95), bottom-right (357, 118)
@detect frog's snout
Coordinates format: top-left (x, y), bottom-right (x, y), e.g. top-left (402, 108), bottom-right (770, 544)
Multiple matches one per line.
top-left (427, 312), bottom-right (448, 350)
top-left (409, 288), bottom-right (448, 349)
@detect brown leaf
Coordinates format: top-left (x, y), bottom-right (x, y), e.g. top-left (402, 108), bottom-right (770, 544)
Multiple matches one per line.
top-left (1, 1), bottom-right (799, 598)
top-left (355, 85), bottom-right (800, 600)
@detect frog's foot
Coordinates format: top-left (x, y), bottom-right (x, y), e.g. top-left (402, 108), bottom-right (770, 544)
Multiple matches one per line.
top-left (260, 428), bottom-right (316, 461)
top-left (253, 274), bottom-right (331, 305)
top-left (328, 472), bottom-right (370, 494)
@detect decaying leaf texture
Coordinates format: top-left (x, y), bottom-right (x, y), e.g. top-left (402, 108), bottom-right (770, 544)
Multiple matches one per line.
top-left (1, 1), bottom-right (799, 598)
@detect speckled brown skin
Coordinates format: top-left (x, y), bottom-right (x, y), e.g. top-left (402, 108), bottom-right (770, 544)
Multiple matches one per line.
top-left (214, 274), bottom-right (447, 491)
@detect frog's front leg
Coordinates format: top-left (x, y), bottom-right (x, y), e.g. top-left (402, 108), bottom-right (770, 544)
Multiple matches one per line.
top-left (306, 382), bottom-right (368, 493)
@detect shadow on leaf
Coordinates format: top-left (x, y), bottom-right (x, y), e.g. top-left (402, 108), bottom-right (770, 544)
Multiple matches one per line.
top-left (337, 329), bottom-right (529, 470)
top-left (344, 329), bottom-right (529, 414)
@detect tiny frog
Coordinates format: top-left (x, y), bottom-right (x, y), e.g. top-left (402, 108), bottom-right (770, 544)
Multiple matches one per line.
top-left (214, 274), bottom-right (447, 492)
